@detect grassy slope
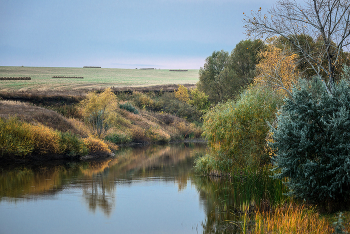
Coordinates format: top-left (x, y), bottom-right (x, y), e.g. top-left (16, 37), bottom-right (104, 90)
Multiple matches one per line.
top-left (0, 66), bottom-right (199, 91)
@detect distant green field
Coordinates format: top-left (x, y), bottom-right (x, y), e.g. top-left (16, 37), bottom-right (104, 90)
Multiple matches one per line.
top-left (0, 66), bottom-right (199, 91)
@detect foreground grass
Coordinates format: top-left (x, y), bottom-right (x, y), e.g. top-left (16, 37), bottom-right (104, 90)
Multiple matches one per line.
top-left (0, 66), bottom-right (199, 91)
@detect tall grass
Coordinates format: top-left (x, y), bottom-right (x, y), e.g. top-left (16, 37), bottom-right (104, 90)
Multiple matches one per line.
top-left (252, 204), bottom-right (335, 234)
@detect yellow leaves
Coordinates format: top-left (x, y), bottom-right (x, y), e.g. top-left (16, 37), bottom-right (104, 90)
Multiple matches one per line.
top-left (83, 136), bottom-right (111, 154)
top-left (80, 88), bottom-right (119, 136)
top-left (174, 85), bottom-right (190, 103)
top-left (254, 44), bottom-right (299, 96)
top-left (28, 123), bottom-right (61, 155)
top-left (81, 88), bottom-right (118, 118)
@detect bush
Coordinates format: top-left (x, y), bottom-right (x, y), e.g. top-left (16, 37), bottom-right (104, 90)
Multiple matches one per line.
top-left (59, 132), bottom-right (88, 157)
top-left (104, 132), bottom-right (132, 144)
top-left (132, 91), bottom-right (156, 109)
top-left (271, 78), bottom-right (350, 208)
top-left (188, 88), bottom-right (210, 111)
top-left (194, 154), bottom-right (214, 175)
top-left (80, 88), bottom-right (118, 137)
top-left (83, 136), bottom-right (112, 155)
top-left (0, 117), bottom-right (87, 158)
top-left (119, 102), bottom-right (139, 114)
top-left (30, 123), bottom-right (61, 155)
top-left (145, 127), bottom-right (171, 143)
top-left (174, 85), bottom-right (190, 102)
top-left (160, 93), bottom-right (202, 122)
top-left (0, 117), bottom-right (34, 157)
top-left (202, 85), bottom-right (284, 170)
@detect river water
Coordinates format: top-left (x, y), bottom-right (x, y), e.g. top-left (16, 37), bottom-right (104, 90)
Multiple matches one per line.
top-left (1, 143), bottom-right (244, 234)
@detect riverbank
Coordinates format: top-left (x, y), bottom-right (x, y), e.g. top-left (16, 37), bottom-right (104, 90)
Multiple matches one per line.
top-left (0, 86), bottom-right (204, 163)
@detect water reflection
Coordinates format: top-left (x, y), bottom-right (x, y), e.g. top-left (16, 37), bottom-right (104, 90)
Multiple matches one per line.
top-left (0, 143), bottom-right (206, 218)
top-left (0, 143), bottom-right (285, 234)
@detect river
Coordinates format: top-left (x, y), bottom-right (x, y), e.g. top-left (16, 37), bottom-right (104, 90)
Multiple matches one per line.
top-left (1, 143), bottom-right (282, 234)
top-left (0, 143), bottom-right (221, 234)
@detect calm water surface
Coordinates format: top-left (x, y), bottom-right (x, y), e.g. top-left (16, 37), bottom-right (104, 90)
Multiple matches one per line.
top-left (0, 143), bottom-right (223, 234)
top-left (0, 143), bottom-right (268, 234)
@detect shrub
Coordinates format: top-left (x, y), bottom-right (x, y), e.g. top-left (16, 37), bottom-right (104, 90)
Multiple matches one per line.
top-left (132, 91), bottom-right (155, 109)
top-left (174, 85), bottom-right (190, 102)
top-left (160, 93), bottom-right (202, 122)
top-left (145, 127), bottom-right (171, 143)
top-left (80, 88), bottom-right (118, 137)
top-left (202, 84), bottom-right (284, 170)
top-left (119, 102), bottom-right (139, 114)
top-left (188, 88), bottom-right (210, 111)
top-left (83, 137), bottom-right (111, 155)
top-left (29, 123), bottom-right (61, 155)
top-left (59, 132), bottom-right (88, 157)
top-left (130, 126), bottom-right (147, 142)
top-left (172, 121), bottom-right (202, 139)
top-left (271, 78), bottom-right (350, 208)
top-left (0, 117), bottom-right (34, 157)
top-left (104, 132), bottom-right (132, 144)
top-left (194, 154), bottom-right (214, 175)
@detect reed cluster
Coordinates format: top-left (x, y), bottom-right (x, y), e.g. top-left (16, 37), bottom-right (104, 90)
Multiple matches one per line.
top-left (252, 204), bottom-right (335, 234)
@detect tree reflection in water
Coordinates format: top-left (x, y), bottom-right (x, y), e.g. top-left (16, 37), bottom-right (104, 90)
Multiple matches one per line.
top-left (0, 143), bottom-right (207, 218)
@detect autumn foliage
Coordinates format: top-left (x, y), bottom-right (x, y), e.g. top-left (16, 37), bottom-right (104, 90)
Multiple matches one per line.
top-left (255, 44), bottom-right (299, 97)
top-left (202, 84), bottom-right (284, 169)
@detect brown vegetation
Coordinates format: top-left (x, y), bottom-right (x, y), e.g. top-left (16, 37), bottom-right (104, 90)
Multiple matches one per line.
top-left (0, 100), bottom-right (81, 135)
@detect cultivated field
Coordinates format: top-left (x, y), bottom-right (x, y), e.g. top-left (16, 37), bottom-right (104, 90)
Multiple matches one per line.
top-left (0, 66), bottom-right (199, 92)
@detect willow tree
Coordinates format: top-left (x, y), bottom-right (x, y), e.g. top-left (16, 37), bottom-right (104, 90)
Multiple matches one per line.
top-left (244, 0), bottom-right (350, 94)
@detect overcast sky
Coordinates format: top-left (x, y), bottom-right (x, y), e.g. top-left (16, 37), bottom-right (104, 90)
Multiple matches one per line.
top-left (1, 0), bottom-right (278, 69)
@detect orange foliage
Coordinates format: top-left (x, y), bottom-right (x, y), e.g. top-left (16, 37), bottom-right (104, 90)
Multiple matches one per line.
top-left (255, 44), bottom-right (299, 97)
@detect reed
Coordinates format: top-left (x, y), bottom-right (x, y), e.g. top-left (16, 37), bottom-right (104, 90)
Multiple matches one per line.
top-left (252, 204), bottom-right (335, 234)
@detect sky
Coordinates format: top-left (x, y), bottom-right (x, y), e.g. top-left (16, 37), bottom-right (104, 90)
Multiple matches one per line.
top-left (1, 0), bottom-right (278, 69)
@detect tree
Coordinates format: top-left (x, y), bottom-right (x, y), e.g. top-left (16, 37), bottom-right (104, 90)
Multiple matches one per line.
top-left (254, 43), bottom-right (299, 97)
top-left (198, 40), bottom-right (265, 103)
top-left (202, 84), bottom-right (284, 169)
top-left (197, 50), bottom-right (231, 103)
top-left (275, 34), bottom-right (350, 79)
top-left (230, 39), bottom-right (266, 79)
top-left (80, 88), bottom-right (118, 137)
top-left (244, 0), bottom-right (350, 93)
top-left (271, 78), bottom-right (350, 210)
